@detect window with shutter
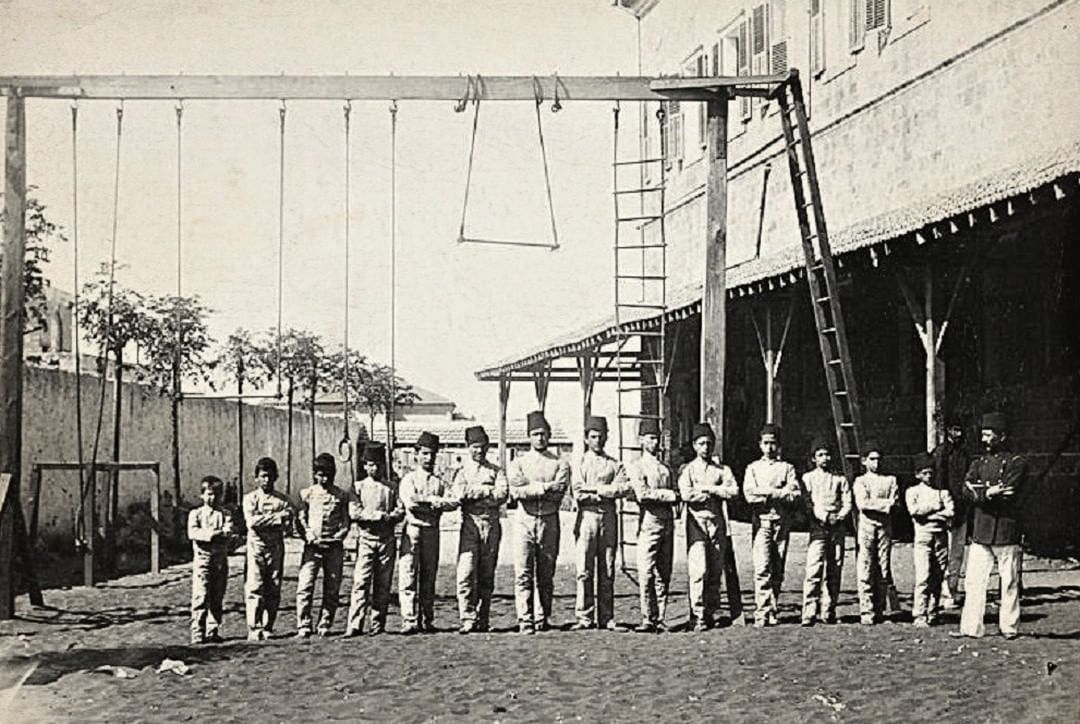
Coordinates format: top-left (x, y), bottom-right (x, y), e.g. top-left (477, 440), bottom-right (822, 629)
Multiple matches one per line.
top-left (866, 0), bottom-right (889, 30)
top-left (769, 0), bottom-right (788, 75)
top-left (697, 53), bottom-right (707, 148)
top-left (810, 0), bottom-right (825, 76)
top-left (737, 19), bottom-right (751, 122)
top-left (711, 42), bottom-right (720, 76)
top-left (849, 0), bottom-right (866, 52)
top-left (751, 4), bottom-right (768, 72)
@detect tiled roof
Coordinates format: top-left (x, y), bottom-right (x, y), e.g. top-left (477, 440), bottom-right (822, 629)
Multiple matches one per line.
top-left (475, 141), bottom-right (1080, 379)
top-left (359, 418), bottom-right (572, 446)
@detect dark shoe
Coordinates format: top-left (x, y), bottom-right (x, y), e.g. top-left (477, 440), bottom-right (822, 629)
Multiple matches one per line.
top-left (656, 622), bottom-right (669, 633)
top-left (344, 628), bottom-right (363, 638)
top-left (474, 621), bottom-right (489, 633)
top-left (420, 621), bottom-right (436, 634)
top-left (536, 619), bottom-right (551, 632)
top-left (206, 631), bottom-right (224, 644)
top-left (400, 623), bottom-right (419, 635)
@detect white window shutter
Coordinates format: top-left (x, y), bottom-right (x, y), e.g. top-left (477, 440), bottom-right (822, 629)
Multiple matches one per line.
top-left (738, 20), bottom-right (752, 121)
top-left (769, 0), bottom-right (788, 75)
top-left (810, 0), bottom-right (825, 76)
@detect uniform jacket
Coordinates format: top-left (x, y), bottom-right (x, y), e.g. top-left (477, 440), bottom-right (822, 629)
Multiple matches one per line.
top-left (399, 469), bottom-right (456, 528)
top-left (242, 489), bottom-right (293, 543)
top-left (508, 449), bottom-right (570, 516)
top-left (188, 505), bottom-right (234, 556)
top-left (742, 457), bottom-right (800, 520)
top-left (298, 484), bottom-right (350, 544)
top-left (626, 451), bottom-right (678, 520)
top-left (963, 450), bottom-right (1026, 546)
top-left (571, 449), bottom-right (630, 513)
top-left (452, 459), bottom-right (509, 519)
top-left (801, 468), bottom-right (852, 527)
top-left (905, 483), bottom-right (954, 533)
top-left (853, 472), bottom-right (898, 526)
top-left (677, 457), bottom-right (738, 526)
top-left (347, 477), bottom-right (405, 540)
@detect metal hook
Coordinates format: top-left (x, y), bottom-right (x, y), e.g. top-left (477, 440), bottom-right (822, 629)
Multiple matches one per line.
top-left (279, 99), bottom-right (287, 126)
top-left (551, 72), bottom-right (562, 113)
top-left (344, 98), bottom-right (352, 123)
top-left (454, 74), bottom-right (472, 113)
top-left (532, 76), bottom-right (544, 107)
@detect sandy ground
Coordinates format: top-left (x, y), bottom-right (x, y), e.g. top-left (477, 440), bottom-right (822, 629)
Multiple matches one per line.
top-left (1, 517), bottom-right (1078, 723)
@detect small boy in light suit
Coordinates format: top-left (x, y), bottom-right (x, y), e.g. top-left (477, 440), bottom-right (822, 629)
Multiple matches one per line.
top-left (853, 441), bottom-right (898, 624)
top-left (906, 451), bottom-right (954, 627)
top-left (800, 438), bottom-right (852, 626)
top-left (188, 475), bottom-right (235, 644)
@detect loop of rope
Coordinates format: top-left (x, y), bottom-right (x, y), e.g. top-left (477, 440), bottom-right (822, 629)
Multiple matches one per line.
top-left (84, 100), bottom-right (125, 546)
top-left (457, 81), bottom-right (482, 244)
top-left (533, 90), bottom-right (559, 250)
top-left (70, 100), bottom-right (87, 545)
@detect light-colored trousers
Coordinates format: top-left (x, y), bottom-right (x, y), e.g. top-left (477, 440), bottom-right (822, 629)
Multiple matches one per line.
top-left (512, 510), bottom-right (560, 625)
top-left (751, 515), bottom-right (790, 622)
top-left (856, 519), bottom-right (893, 618)
top-left (574, 508), bottom-right (618, 626)
top-left (296, 542), bottom-right (345, 632)
top-left (245, 535), bottom-right (285, 633)
top-left (945, 515), bottom-right (968, 598)
top-left (803, 524), bottom-right (845, 621)
top-left (912, 526), bottom-right (949, 622)
top-left (457, 514), bottom-right (502, 626)
top-left (686, 514), bottom-right (727, 624)
top-left (398, 523), bottom-right (440, 626)
top-left (347, 534), bottom-right (396, 633)
top-left (959, 542), bottom-right (1021, 637)
top-left (191, 550), bottom-right (228, 639)
top-left (637, 513), bottom-right (674, 625)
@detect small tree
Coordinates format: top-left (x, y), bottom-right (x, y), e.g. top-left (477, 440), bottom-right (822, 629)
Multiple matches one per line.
top-left (1, 193), bottom-right (68, 335)
top-left (354, 363), bottom-right (419, 469)
top-left (218, 328), bottom-right (274, 492)
top-left (266, 328), bottom-right (332, 492)
top-left (141, 294), bottom-right (216, 502)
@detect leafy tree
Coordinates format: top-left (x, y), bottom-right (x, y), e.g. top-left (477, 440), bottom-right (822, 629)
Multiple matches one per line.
top-left (142, 294), bottom-right (216, 502)
top-left (218, 328), bottom-right (275, 491)
top-left (354, 362), bottom-right (419, 454)
top-left (0, 193), bottom-right (68, 335)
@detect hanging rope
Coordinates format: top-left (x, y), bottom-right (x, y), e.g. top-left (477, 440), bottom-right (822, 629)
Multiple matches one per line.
top-left (275, 100), bottom-right (286, 398)
top-left (82, 100), bottom-right (125, 548)
top-left (70, 100), bottom-right (86, 529)
top-left (388, 99), bottom-right (398, 473)
top-left (173, 100), bottom-right (183, 404)
top-left (338, 99), bottom-right (353, 466)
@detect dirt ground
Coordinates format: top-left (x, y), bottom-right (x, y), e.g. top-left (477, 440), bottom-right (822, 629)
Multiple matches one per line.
top-left (1, 518), bottom-right (1078, 723)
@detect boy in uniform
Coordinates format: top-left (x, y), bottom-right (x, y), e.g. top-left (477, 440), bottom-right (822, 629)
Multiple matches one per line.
top-left (398, 431), bottom-right (458, 634)
top-left (508, 410), bottom-right (570, 634)
top-left (801, 438), bottom-right (852, 626)
top-left (677, 422), bottom-right (739, 631)
top-left (242, 457), bottom-right (294, 640)
top-left (295, 453), bottom-right (350, 637)
top-left (906, 452), bottom-right (954, 627)
top-left (570, 415), bottom-right (631, 631)
top-left (188, 475), bottom-right (235, 644)
top-left (853, 441), bottom-right (898, 625)
top-left (626, 418), bottom-right (678, 633)
top-left (346, 442), bottom-right (404, 637)
top-left (958, 412), bottom-right (1027, 640)
top-left (452, 425), bottom-right (509, 634)
top-left (742, 423), bottom-right (800, 628)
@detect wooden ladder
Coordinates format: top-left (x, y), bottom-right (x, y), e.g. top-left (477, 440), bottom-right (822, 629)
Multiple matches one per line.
top-left (775, 71), bottom-right (864, 482)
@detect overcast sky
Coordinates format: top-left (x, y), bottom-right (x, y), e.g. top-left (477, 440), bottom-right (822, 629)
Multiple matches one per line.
top-left (1, 0), bottom-right (642, 425)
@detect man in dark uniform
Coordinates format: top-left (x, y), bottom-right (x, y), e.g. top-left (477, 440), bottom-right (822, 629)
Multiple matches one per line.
top-left (933, 419), bottom-right (971, 608)
top-left (957, 412), bottom-right (1026, 640)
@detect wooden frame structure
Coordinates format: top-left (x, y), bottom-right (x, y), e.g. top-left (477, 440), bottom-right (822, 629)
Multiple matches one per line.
top-left (28, 461), bottom-right (163, 587)
top-left (0, 71), bottom-right (785, 617)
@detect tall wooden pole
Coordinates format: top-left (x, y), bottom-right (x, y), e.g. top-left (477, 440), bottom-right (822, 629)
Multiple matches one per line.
top-left (699, 94), bottom-right (728, 441)
top-left (0, 94), bottom-right (27, 618)
top-left (497, 377), bottom-right (510, 471)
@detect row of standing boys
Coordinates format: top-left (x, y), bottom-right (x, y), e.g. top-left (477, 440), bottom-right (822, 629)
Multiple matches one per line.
top-left (186, 409), bottom-right (1026, 642)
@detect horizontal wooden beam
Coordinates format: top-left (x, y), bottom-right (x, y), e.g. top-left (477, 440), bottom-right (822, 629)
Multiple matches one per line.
top-left (0, 73), bottom-right (786, 102)
top-left (31, 461), bottom-right (160, 472)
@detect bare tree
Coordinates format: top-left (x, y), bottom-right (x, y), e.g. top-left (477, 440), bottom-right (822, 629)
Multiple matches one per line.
top-left (218, 328), bottom-right (274, 495)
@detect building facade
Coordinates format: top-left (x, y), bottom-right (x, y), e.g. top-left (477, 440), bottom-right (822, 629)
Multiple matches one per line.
top-left (477, 0), bottom-right (1079, 552)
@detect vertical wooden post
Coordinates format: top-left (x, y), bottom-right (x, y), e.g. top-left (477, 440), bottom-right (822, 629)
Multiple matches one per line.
top-left (699, 94), bottom-right (728, 441)
top-left (763, 310), bottom-right (777, 424)
top-left (532, 360), bottom-right (552, 413)
top-left (83, 469), bottom-right (96, 586)
top-left (285, 382), bottom-right (294, 496)
top-left (923, 266), bottom-right (946, 451)
top-left (497, 376), bottom-right (510, 472)
top-left (28, 466), bottom-right (41, 544)
top-left (577, 355), bottom-right (596, 427)
top-left (699, 93), bottom-right (744, 625)
top-left (0, 94), bottom-right (27, 618)
top-left (150, 466), bottom-right (160, 574)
